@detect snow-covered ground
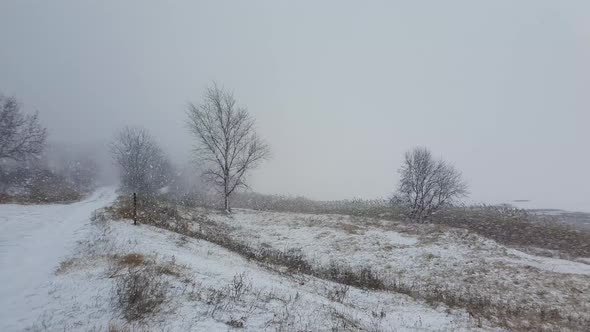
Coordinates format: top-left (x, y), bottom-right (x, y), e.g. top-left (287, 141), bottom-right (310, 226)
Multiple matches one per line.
top-left (208, 209), bottom-right (590, 274)
top-left (2, 190), bottom-right (589, 330)
top-left (206, 209), bottom-right (590, 329)
top-left (41, 218), bottom-right (489, 331)
top-left (0, 189), bottom-right (496, 331)
top-left (0, 188), bottom-right (117, 331)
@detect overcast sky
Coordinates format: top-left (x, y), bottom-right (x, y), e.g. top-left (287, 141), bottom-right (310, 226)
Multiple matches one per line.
top-left (1, 1), bottom-right (589, 211)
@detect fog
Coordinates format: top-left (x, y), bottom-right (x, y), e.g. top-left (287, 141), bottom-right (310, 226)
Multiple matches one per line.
top-left (1, 1), bottom-right (589, 211)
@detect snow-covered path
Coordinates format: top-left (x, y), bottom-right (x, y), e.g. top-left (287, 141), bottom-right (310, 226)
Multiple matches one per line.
top-left (0, 187), bottom-right (117, 331)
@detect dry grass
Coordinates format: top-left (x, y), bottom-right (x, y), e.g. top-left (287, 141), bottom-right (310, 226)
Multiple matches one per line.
top-left (107, 195), bottom-right (590, 331)
top-left (109, 253), bottom-right (185, 280)
top-left (326, 284), bottom-right (350, 303)
top-left (335, 222), bottom-right (364, 235)
top-left (314, 260), bottom-right (590, 331)
top-left (110, 195), bottom-right (183, 226)
top-left (106, 322), bottom-right (151, 332)
top-left (154, 260), bottom-right (183, 278)
top-left (116, 253), bottom-right (146, 268)
top-left (113, 266), bottom-right (169, 321)
top-left (109, 196), bottom-right (313, 275)
top-left (107, 322), bottom-right (130, 332)
top-left (55, 256), bottom-right (110, 275)
top-left (55, 258), bottom-right (77, 275)
top-left (430, 206), bottom-right (590, 258)
top-left (315, 262), bottom-right (385, 291)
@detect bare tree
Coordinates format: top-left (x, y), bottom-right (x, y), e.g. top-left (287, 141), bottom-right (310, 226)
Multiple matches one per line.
top-left (0, 95), bottom-right (47, 162)
top-left (50, 146), bottom-right (100, 193)
top-left (397, 147), bottom-right (468, 222)
top-left (110, 127), bottom-right (171, 195)
top-left (187, 84), bottom-right (270, 212)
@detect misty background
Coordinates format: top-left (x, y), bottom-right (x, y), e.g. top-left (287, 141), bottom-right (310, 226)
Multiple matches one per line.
top-left (1, 0), bottom-right (589, 211)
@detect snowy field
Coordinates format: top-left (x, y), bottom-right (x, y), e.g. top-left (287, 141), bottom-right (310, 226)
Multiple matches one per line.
top-left (204, 210), bottom-right (590, 328)
top-left (1, 189), bottom-right (589, 331)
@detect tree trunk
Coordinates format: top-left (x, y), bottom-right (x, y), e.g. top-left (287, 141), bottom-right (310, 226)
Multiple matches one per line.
top-left (133, 192), bottom-right (137, 225)
top-left (224, 193), bottom-right (230, 213)
top-left (223, 170), bottom-right (231, 213)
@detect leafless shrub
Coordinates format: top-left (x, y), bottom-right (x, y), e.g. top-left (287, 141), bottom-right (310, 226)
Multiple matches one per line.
top-left (110, 126), bottom-right (172, 196)
top-left (201, 273), bottom-right (254, 320)
top-left (326, 284), bottom-right (349, 303)
top-left (228, 272), bottom-right (252, 302)
top-left (329, 308), bottom-right (363, 331)
top-left (368, 309), bottom-right (387, 332)
top-left (397, 147), bottom-right (468, 222)
top-left (316, 261), bottom-right (385, 290)
top-left (257, 247), bottom-right (312, 273)
top-left (225, 318), bottom-right (245, 328)
top-left (153, 258), bottom-right (184, 278)
top-left (205, 287), bottom-right (231, 317)
top-left (113, 266), bottom-right (169, 321)
top-left (263, 292), bottom-right (302, 331)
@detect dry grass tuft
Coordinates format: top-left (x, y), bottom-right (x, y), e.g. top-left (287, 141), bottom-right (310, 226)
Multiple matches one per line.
top-left (55, 258), bottom-right (77, 275)
top-left (107, 322), bottom-right (130, 332)
top-left (225, 318), bottom-right (245, 328)
top-left (113, 266), bottom-right (169, 321)
top-left (154, 261), bottom-right (182, 278)
top-left (316, 262), bottom-right (385, 290)
top-left (326, 284), bottom-right (350, 303)
top-left (116, 253), bottom-right (146, 268)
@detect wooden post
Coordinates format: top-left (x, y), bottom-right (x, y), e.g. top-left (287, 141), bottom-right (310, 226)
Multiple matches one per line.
top-left (133, 192), bottom-right (137, 225)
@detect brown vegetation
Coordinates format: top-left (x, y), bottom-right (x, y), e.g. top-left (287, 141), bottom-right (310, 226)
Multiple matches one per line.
top-left (116, 253), bottom-right (146, 268)
top-left (113, 265), bottom-right (169, 321)
top-left (106, 195), bottom-right (590, 330)
top-left (430, 206), bottom-right (590, 259)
